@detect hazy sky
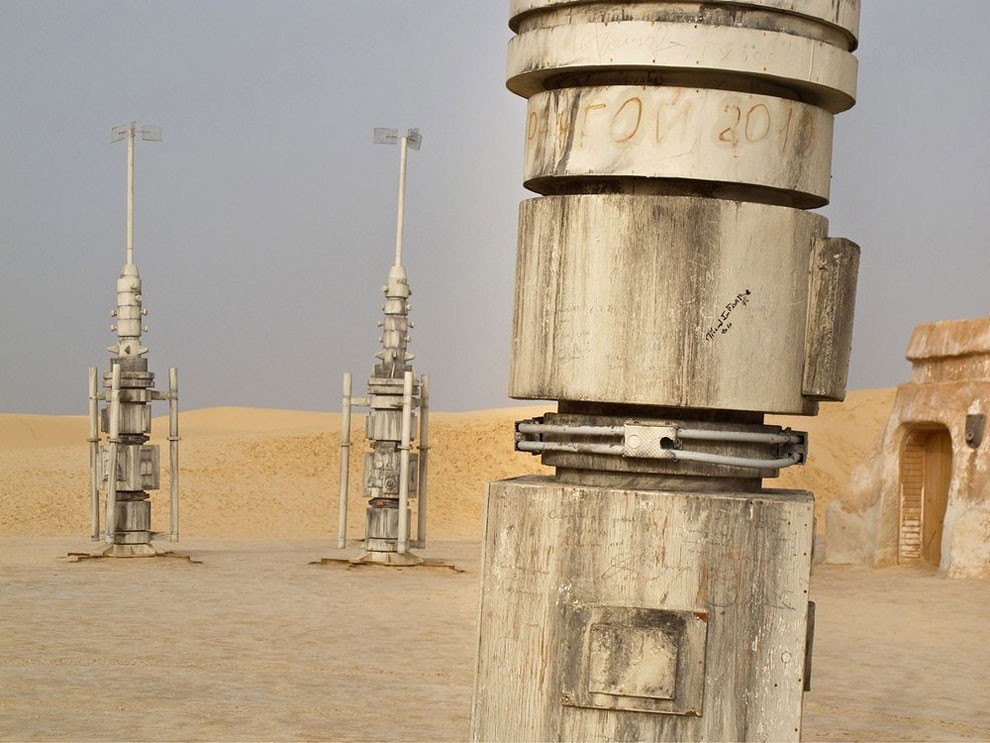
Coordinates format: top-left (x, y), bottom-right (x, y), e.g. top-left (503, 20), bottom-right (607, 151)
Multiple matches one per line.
top-left (2, 1), bottom-right (988, 415)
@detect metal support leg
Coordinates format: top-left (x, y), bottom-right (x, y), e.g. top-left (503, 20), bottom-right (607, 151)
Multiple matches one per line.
top-left (105, 363), bottom-right (121, 543)
top-left (88, 367), bottom-right (100, 541)
top-left (338, 372), bottom-right (352, 549)
top-left (415, 374), bottom-right (429, 549)
top-left (168, 366), bottom-right (179, 542)
top-left (397, 371), bottom-right (413, 554)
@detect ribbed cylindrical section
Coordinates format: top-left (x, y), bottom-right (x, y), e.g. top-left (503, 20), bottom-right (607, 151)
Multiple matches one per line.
top-left (506, 0), bottom-right (860, 414)
top-left (508, 0), bottom-right (861, 47)
top-left (507, 3), bottom-right (858, 110)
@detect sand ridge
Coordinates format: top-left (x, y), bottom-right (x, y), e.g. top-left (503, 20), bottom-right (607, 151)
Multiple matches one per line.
top-left (0, 404), bottom-right (553, 540)
top-left (0, 392), bottom-right (893, 541)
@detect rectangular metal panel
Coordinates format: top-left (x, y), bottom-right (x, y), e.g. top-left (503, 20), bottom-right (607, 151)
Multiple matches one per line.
top-left (561, 605), bottom-right (708, 715)
top-left (99, 444), bottom-right (159, 491)
top-left (374, 127), bottom-right (398, 144)
top-left (139, 124), bottom-right (163, 142)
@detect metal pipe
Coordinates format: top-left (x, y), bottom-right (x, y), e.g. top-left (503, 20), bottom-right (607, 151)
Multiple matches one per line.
top-left (168, 366), bottom-right (179, 542)
top-left (397, 370), bottom-right (414, 554)
top-left (394, 135), bottom-right (408, 268)
top-left (105, 363), bottom-right (121, 542)
top-left (126, 122), bottom-right (135, 266)
top-left (337, 372), bottom-right (353, 549)
top-left (88, 367), bottom-right (100, 541)
top-left (679, 429), bottom-right (803, 445)
top-left (416, 374), bottom-right (430, 549)
top-left (517, 440), bottom-right (624, 456)
top-left (517, 440), bottom-right (801, 469)
top-left (517, 422), bottom-right (624, 436)
top-left (669, 450), bottom-right (802, 469)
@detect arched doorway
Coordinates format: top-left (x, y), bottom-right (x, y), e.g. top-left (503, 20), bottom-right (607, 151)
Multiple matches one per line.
top-left (898, 425), bottom-right (952, 566)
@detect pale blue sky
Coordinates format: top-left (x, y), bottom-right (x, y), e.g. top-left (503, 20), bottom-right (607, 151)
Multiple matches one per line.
top-left (1, 1), bottom-right (988, 414)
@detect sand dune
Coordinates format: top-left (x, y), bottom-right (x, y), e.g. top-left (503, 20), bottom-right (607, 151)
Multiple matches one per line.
top-left (0, 392), bottom-right (893, 542)
top-left (771, 387), bottom-right (896, 521)
top-left (0, 403), bottom-right (553, 540)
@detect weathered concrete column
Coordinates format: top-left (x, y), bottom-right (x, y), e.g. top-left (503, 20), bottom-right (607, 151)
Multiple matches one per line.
top-left (472, 2), bottom-right (861, 740)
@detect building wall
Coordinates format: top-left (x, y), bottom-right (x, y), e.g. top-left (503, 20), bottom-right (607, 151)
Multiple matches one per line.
top-left (826, 318), bottom-right (990, 578)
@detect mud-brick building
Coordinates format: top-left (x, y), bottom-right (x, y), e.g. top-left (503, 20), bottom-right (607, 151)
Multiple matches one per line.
top-left (828, 317), bottom-right (990, 578)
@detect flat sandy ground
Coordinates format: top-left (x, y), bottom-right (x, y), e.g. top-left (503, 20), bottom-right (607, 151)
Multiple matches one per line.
top-left (2, 537), bottom-right (989, 742)
top-left (2, 392), bottom-right (990, 741)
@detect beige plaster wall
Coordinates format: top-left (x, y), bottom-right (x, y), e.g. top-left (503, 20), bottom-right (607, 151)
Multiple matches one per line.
top-left (826, 318), bottom-right (990, 578)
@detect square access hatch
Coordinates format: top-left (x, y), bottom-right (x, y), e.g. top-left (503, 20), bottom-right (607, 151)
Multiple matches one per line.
top-left (562, 605), bottom-right (708, 716)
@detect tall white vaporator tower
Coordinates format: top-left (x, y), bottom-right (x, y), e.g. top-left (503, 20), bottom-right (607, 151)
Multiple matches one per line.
top-left (87, 121), bottom-right (179, 557)
top-left (337, 127), bottom-right (430, 566)
top-left (472, 2), bottom-right (861, 740)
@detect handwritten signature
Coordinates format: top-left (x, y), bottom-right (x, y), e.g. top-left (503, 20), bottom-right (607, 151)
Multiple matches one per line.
top-left (705, 289), bottom-right (751, 341)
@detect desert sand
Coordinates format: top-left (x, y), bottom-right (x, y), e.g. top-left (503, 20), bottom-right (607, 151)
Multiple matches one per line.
top-left (2, 391), bottom-right (990, 741)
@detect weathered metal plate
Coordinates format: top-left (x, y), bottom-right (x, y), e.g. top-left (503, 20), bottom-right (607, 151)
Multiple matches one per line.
top-left (622, 424), bottom-right (678, 460)
top-left (99, 443), bottom-right (160, 491)
top-left (561, 605), bottom-right (708, 715)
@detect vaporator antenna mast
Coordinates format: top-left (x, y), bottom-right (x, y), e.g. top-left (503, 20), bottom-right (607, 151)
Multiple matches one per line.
top-left (381, 126), bottom-right (421, 268)
top-left (336, 127), bottom-right (431, 566)
top-left (114, 122), bottom-right (161, 265)
top-left (85, 121), bottom-right (179, 558)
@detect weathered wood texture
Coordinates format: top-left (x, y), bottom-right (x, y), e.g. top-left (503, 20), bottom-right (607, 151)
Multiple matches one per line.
top-left (509, 194), bottom-right (855, 414)
top-left (523, 86), bottom-right (835, 208)
top-left (472, 477), bottom-right (814, 741)
top-left (802, 237), bottom-right (860, 400)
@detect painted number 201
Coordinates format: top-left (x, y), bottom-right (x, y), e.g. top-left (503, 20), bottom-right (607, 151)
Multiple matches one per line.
top-left (717, 104), bottom-right (797, 152)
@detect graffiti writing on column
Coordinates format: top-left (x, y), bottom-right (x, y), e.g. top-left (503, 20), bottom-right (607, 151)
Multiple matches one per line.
top-left (525, 90), bottom-right (817, 157)
top-left (715, 102), bottom-right (804, 152)
top-left (705, 290), bottom-right (752, 341)
top-left (526, 90), bottom-right (701, 154)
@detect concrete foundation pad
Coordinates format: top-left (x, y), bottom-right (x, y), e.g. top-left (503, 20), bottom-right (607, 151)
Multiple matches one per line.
top-left (64, 545), bottom-right (199, 562)
top-left (312, 551), bottom-right (463, 572)
top-left (101, 543), bottom-right (160, 558)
